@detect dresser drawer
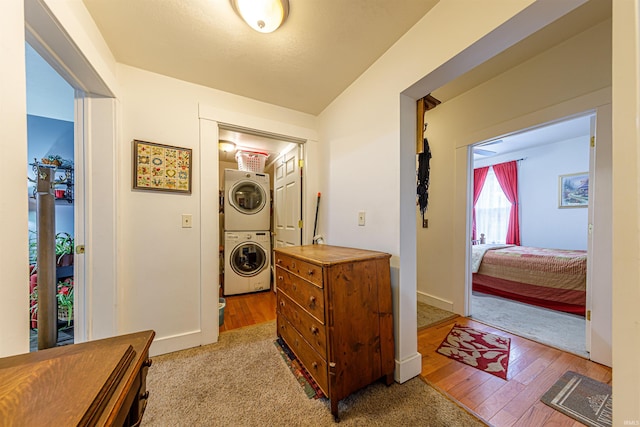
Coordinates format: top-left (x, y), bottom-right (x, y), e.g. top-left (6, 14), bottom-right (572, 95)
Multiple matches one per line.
top-left (274, 254), bottom-right (323, 287)
top-left (278, 292), bottom-right (327, 356)
top-left (278, 316), bottom-right (328, 396)
top-left (276, 267), bottom-right (325, 323)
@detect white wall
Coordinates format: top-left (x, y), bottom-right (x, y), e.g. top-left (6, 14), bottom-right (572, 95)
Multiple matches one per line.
top-left (117, 64), bottom-right (317, 355)
top-left (317, 0), bottom-right (590, 383)
top-left (611, 1), bottom-right (640, 422)
top-left (0, 0), bottom-right (30, 357)
top-left (520, 137), bottom-right (589, 249)
top-left (25, 42), bottom-right (74, 122)
top-left (416, 18), bottom-right (611, 312)
top-left (475, 135), bottom-right (590, 250)
top-left (5, 0), bottom-right (640, 423)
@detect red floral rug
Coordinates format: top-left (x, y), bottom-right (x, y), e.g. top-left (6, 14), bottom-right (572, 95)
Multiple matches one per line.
top-left (436, 324), bottom-right (511, 380)
top-left (274, 338), bottom-right (324, 399)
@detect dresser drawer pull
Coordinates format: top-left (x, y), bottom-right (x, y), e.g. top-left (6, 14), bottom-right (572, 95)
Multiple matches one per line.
top-left (278, 275), bottom-right (283, 281)
top-left (277, 258), bottom-right (283, 265)
top-left (309, 296), bottom-right (316, 305)
top-left (280, 300), bottom-right (285, 307)
top-left (143, 358), bottom-right (153, 368)
top-left (140, 391), bottom-right (150, 400)
top-left (310, 326), bottom-right (319, 335)
top-left (311, 362), bottom-right (318, 370)
top-left (307, 269), bottom-right (314, 276)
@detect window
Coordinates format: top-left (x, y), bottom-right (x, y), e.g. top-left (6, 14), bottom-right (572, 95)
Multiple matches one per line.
top-left (475, 167), bottom-right (510, 244)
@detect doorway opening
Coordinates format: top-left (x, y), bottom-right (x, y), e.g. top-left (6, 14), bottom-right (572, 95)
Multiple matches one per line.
top-left (26, 42), bottom-right (76, 351)
top-left (468, 112), bottom-right (594, 357)
top-left (216, 125), bottom-right (304, 331)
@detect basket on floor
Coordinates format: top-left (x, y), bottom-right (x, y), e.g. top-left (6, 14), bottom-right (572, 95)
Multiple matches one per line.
top-left (236, 151), bottom-right (268, 173)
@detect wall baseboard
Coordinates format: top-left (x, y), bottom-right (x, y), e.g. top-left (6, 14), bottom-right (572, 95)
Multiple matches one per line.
top-left (149, 330), bottom-right (217, 357)
top-left (394, 351), bottom-right (422, 383)
top-left (416, 291), bottom-right (454, 312)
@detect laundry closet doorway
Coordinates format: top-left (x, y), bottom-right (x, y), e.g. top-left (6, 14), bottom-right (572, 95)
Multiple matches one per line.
top-left (200, 111), bottom-right (318, 337)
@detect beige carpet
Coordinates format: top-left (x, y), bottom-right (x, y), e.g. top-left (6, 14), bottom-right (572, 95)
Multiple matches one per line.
top-left (142, 321), bottom-right (486, 426)
top-left (417, 301), bottom-right (458, 330)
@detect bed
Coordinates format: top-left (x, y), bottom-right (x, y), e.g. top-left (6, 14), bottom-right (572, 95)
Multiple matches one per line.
top-left (471, 244), bottom-right (587, 316)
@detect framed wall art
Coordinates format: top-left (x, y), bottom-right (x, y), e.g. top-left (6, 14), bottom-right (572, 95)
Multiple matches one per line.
top-left (133, 140), bottom-right (192, 194)
top-left (558, 172), bottom-right (588, 208)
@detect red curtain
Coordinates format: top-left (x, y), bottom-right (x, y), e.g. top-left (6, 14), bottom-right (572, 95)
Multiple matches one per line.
top-left (472, 167), bottom-right (489, 240)
top-left (493, 161), bottom-right (520, 245)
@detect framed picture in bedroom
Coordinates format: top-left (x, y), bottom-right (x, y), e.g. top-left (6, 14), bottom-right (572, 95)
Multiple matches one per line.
top-left (558, 172), bottom-right (588, 208)
top-left (133, 140), bottom-right (192, 194)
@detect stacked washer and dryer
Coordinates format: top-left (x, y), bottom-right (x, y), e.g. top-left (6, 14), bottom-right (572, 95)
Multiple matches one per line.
top-left (223, 169), bottom-right (271, 296)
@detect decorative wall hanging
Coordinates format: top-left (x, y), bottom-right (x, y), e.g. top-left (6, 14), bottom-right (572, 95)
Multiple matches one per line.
top-left (417, 137), bottom-right (432, 219)
top-left (133, 140), bottom-right (192, 194)
top-left (558, 172), bottom-right (588, 208)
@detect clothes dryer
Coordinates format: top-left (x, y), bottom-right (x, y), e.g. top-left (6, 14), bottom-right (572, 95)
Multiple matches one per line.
top-left (224, 169), bottom-right (271, 231)
top-left (224, 231), bottom-right (271, 296)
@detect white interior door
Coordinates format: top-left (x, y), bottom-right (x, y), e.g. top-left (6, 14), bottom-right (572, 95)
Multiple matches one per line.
top-left (585, 115), bottom-right (596, 353)
top-left (588, 104), bottom-right (613, 367)
top-left (273, 145), bottom-right (301, 248)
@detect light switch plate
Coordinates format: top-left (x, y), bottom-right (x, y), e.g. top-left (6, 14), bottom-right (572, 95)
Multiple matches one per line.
top-left (182, 214), bottom-right (192, 228)
top-left (358, 211), bottom-right (366, 226)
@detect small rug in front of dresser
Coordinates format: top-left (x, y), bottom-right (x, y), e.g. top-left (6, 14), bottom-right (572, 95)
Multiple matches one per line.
top-left (436, 324), bottom-right (510, 380)
top-left (541, 371), bottom-right (612, 427)
top-left (274, 338), bottom-right (324, 399)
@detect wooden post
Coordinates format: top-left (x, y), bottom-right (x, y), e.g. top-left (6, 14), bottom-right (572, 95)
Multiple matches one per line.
top-left (35, 165), bottom-right (57, 349)
top-left (416, 98), bottom-right (425, 154)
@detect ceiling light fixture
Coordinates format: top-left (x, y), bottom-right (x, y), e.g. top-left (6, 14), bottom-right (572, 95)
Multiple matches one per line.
top-left (219, 140), bottom-right (237, 152)
top-left (230, 0), bottom-right (289, 33)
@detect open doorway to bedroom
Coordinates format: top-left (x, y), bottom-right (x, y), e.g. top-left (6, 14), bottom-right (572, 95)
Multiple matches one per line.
top-left (468, 112), bottom-right (594, 358)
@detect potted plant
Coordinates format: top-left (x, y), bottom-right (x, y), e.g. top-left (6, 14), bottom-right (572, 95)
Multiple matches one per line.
top-left (29, 229), bottom-right (37, 266)
top-left (57, 278), bottom-right (74, 328)
top-left (55, 232), bottom-right (74, 267)
top-left (41, 154), bottom-right (62, 167)
top-left (29, 278), bottom-right (74, 330)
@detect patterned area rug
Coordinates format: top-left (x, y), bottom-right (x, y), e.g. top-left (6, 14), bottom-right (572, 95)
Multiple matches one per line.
top-left (274, 338), bottom-right (324, 399)
top-left (541, 371), bottom-right (612, 427)
top-left (436, 324), bottom-right (511, 380)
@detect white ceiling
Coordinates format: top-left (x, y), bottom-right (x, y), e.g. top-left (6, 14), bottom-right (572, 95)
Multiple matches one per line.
top-left (77, 0), bottom-right (610, 161)
top-left (82, 0), bottom-right (439, 116)
top-left (473, 114), bottom-right (593, 160)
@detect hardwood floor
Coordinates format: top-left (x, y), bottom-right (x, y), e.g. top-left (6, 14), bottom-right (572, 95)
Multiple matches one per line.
top-left (419, 316), bottom-right (612, 426)
top-left (219, 288), bottom-right (276, 332)
top-left (217, 290), bottom-right (613, 426)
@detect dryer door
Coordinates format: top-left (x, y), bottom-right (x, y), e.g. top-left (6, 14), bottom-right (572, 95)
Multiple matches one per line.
top-left (228, 180), bottom-right (266, 215)
top-left (230, 242), bottom-right (267, 277)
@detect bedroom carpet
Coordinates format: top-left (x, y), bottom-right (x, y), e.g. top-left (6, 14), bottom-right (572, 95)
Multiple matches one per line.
top-left (142, 321), bottom-right (486, 426)
top-left (417, 301), bottom-right (458, 330)
top-left (470, 292), bottom-right (588, 358)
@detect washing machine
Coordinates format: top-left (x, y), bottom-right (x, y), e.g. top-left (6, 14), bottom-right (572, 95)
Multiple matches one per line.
top-left (224, 231), bottom-right (271, 296)
top-left (224, 169), bottom-right (270, 231)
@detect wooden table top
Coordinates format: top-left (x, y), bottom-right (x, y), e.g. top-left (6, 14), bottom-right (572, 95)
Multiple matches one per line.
top-left (0, 330), bottom-right (155, 426)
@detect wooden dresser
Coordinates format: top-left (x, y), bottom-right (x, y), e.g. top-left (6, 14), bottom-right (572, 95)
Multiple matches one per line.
top-left (0, 330), bottom-right (155, 426)
top-left (274, 245), bottom-right (394, 421)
